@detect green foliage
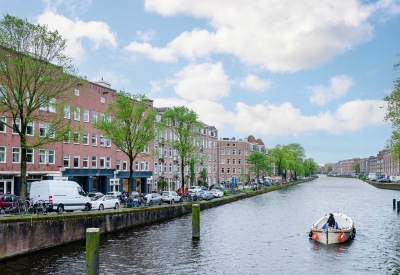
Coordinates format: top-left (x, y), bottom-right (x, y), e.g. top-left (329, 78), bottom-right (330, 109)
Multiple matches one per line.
top-left (94, 92), bottom-right (156, 195)
top-left (158, 180), bottom-right (168, 191)
top-left (246, 151), bottom-right (272, 180)
top-left (328, 166), bottom-right (333, 173)
top-left (158, 106), bottom-right (203, 190)
top-left (358, 174), bottom-right (366, 180)
top-left (0, 14), bottom-right (86, 199)
top-left (352, 161), bottom-right (361, 174)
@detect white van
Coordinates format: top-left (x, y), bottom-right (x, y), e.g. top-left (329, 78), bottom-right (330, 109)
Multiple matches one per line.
top-left (29, 180), bottom-right (92, 214)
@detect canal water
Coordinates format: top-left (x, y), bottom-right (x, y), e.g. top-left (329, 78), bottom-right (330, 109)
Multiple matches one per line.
top-left (2, 175), bottom-right (400, 274)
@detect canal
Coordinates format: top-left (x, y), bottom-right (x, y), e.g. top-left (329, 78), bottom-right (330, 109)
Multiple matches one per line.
top-left (2, 175), bottom-right (400, 274)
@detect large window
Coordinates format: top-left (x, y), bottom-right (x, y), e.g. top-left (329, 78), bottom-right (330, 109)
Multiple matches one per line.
top-left (84, 109), bottom-right (89, 122)
top-left (123, 161), bottom-right (127, 171)
top-left (26, 149), bottom-right (34, 164)
top-left (40, 149), bottom-right (54, 164)
top-left (74, 132), bottom-right (80, 144)
top-left (116, 160), bottom-right (121, 171)
top-left (74, 156), bottom-right (79, 168)
top-left (92, 134), bottom-right (97, 146)
top-left (100, 135), bottom-right (105, 147)
top-left (0, 147), bottom-right (5, 163)
top-left (48, 150), bottom-right (55, 164)
top-left (100, 157), bottom-right (105, 168)
top-left (12, 148), bottom-right (20, 163)
top-left (83, 156), bottom-right (88, 168)
top-left (92, 111), bottom-right (98, 123)
top-left (74, 108), bottom-right (80, 121)
top-left (12, 118), bottom-right (20, 134)
top-left (26, 121), bottom-right (34, 136)
top-left (64, 105), bottom-right (70, 119)
top-left (63, 154), bottom-right (70, 168)
top-left (39, 122), bottom-right (47, 137)
top-left (106, 157), bottom-right (111, 169)
top-left (92, 156), bottom-right (97, 168)
top-left (83, 132), bottom-right (89, 145)
top-left (0, 116), bottom-right (5, 133)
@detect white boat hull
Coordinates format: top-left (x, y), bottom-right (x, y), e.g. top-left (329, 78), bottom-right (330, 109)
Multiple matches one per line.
top-left (309, 213), bottom-right (356, 245)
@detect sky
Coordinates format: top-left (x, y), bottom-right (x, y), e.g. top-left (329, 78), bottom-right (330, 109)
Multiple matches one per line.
top-left (1, 0), bottom-right (400, 165)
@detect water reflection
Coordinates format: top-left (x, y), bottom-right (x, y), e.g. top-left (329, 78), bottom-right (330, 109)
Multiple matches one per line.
top-left (1, 176), bottom-right (400, 274)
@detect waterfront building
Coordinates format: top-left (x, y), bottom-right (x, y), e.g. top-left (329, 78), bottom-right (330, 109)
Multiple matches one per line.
top-left (0, 79), bottom-right (153, 195)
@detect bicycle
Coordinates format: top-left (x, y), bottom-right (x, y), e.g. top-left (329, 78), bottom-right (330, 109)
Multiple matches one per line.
top-left (4, 197), bottom-right (28, 215)
top-left (25, 197), bottom-right (47, 214)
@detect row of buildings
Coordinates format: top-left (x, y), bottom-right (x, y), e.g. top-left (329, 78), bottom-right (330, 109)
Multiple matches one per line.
top-left (323, 149), bottom-right (399, 177)
top-left (0, 79), bottom-right (270, 196)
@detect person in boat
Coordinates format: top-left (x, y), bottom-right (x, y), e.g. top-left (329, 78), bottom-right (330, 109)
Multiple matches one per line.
top-left (327, 213), bottom-right (335, 227)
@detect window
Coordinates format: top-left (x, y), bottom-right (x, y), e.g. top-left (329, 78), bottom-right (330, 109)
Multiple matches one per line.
top-left (227, 168), bottom-right (230, 173)
top-left (100, 157), bottom-right (105, 168)
top-left (221, 149), bottom-right (225, 155)
top-left (48, 150), bottom-right (55, 164)
top-left (92, 134), bottom-right (97, 146)
top-left (101, 97), bottom-right (105, 103)
top-left (238, 159), bottom-right (241, 164)
top-left (64, 132), bottom-right (70, 143)
top-left (233, 168), bottom-right (236, 173)
top-left (100, 135), bottom-right (105, 147)
top-left (169, 163), bottom-right (172, 173)
top-left (0, 147), bottom-right (5, 163)
top-left (141, 162), bottom-right (145, 171)
top-left (39, 122), bottom-right (47, 137)
top-left (106, 139), bottom-right (111, 147)
top-left (84, 109), bottom-right (89, 122)
top-left (12, 147), bottom-right (20, 163)
top-left (164, 163), bottom-right (167, 173)
top-left (40, 98), bottom-right (55, 112)
top-left (169, 148), bottom-right (172, 158)
top-left (82, 156), bottom-right (88, 168)
top-left (92, 111), bottom-right (98, 123)
top-left (63, 154), bottom-right (70, 168)
top-left (135, 161), bottom-right (139, 171)
top-left (227, 143), bottom-right (230, 147)
top-left (221, 159), bottom-right (225, 164)
top-left (106, 157), bottom-right (111, 168)
top-left (116, 160), bottom-right (121, 171)
top-left (221, 168), bottom-right (225, 173)
top-left (238, 150), bottom-right (241, 155)
top-left (83, 133), bottom-right (89, 145)
top-left (26, 149), bottom-right (34, 164)
top-left (227, 159), bottom-right (230, 164)
top-left (13, 118), bottom-right (20, 134)
top-left (75, 89), bottom-right (80, 96)
top-left (92, 156), bottom-right (97, 168)
top-left (74, 132), bottom-right (80, 144)
top-left (154, 162), bottom-right (158, 172)
top-left (0, 116), bottom-right (5, 133)
top-left (74, 156), bottom-right (79, 168)
top-left (233, 159), bottom-right (236, 164)
top-left (64, 105), bottom-right (70, 119)
top-left (48, 98), bottom-right (56, 113)
top-left (26, 121), bottom-right (34, 136)
top-left (233, 150), bottom-right (236, 155)
top-left (227, 150), bottom-right (230, 155)
top-left (233, 143), bottom-right (236, 147)
top-left (123, 161), bottom-right (127, 171)
top-left (74, 108), bottom-right (80, 121)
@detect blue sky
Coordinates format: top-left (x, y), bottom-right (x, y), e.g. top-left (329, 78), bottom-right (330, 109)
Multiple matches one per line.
top-left (2, 0), bottom-right (400, 165)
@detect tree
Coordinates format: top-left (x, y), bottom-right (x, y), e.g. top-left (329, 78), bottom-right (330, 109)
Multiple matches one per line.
top-left (303, 158), bottom-right (318, 176)
top-left (159, 106), bottom-right (203, 192)
top-left (0, 14), bottom-right (85, 199)
top-left (239, 167), bottom-right (250, 188)
top-left (94, 92), bottom-right (156, 196)
top-left (327, 166), bottom-right (333, 173)
top-left (352, 161), bottom-right (360, 174)
top-left (269, 145), bottom-right (292, 179)
top-left (246, 151), bottom-right (272, 183)
top-left (286, 143), bottom-right (305, 180)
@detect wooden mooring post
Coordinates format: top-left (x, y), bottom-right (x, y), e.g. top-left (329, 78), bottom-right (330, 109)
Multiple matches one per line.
top-left (397, 201), bottom-right (400, 213)
top-left (86, 228), bottom-right (100, 275)
top-left (192, 204), bottom-right (200, 239)
top-left (394, 199), bottom-right (396, 210)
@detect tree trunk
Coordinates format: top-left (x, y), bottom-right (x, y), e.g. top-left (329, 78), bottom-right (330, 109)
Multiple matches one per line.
top-left (20, 127), bottom-right (27, 200)
top-left (180, 160), bottom-right (185, 192)
top-left (128, 156), bottom-right (134, 196)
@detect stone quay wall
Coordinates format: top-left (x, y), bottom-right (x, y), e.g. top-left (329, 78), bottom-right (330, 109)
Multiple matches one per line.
top-left (0, 181), bottom-right (307, 260)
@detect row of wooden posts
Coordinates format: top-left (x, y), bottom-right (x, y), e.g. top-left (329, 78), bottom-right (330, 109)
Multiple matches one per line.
top-left (85, 204), bottom-right (201, 275)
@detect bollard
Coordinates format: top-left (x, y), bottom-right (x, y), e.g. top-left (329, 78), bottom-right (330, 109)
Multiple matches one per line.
top-left (86, 228), bottom-right (100, 275)
top-left (398, 201), bottom-right (400, 213)
top-left (192, 204), bottom-right (200, 239)
top-left (394, 199), bottom-right (397, 210)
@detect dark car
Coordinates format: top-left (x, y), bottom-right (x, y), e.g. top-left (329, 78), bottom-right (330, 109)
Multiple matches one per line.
top-left (0, 194), bottom-right (19, 214)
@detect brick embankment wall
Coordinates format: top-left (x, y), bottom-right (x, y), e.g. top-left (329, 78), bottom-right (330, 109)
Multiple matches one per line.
top-left (0, 179), bottom-right (309, 260)
top-left (366, 181), bottom-right (400, 191)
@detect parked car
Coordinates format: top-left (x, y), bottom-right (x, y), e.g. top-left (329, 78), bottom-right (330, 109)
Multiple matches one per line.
top-left (106, 191), bottom-right (122, 197)
top-left (0, 194), bottom-right (19, 214)
top-left (143, 193), bottom-right (163, 206)
top-left (131, 191), bottom-right (139, 198)
top-left (210, 189), bottom-right (224, 198)
top-left (91, 195), bottom-right (120, 210)
top-left (161, 191), bottom-right (181, 204)
top-left (87, 192), bottom-right (104, 201)
top-left (188, 186), bottom-right (203, 194)
top-left (202, 191), bottom-right (214, 201)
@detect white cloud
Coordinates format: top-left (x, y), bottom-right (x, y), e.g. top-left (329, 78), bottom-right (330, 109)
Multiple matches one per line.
top-left (307, 75), bottom-right (353, 106)
top-left (240, 74), bottom-right (272, 92)
top-left (136, 0), bottom-right (381, 72)
top-left (123, 42), bottom-right (177, 62)
top-left (37, 8), bottom-right (117, 60)
top-left (168, 62), bottom-right (230, 101)
top-left (136, 29), bottom-right (156, 42)
top-left (231, 99), bottom-right (387, 136)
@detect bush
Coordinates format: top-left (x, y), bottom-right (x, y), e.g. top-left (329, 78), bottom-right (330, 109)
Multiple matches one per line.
top-left (358, 174), bottom-right (366, 180)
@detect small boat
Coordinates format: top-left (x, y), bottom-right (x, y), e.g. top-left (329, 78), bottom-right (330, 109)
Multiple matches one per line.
top-left (309, 213), bottom-right (356, 245)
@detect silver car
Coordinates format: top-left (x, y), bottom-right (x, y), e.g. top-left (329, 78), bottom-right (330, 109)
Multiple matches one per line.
top-left (143, 193), bottom-right (163, 206)
top-left (161, 191), bottom-right (181, 204)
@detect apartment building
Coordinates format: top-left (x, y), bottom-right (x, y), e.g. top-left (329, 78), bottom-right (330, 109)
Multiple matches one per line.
top-left (0, 79), bottom-right (153, 195)
top-left (217, 135), bottom-right (269, 184)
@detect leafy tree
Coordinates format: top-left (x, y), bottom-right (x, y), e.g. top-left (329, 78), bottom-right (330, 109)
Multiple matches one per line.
top-left (94, 92), bottom-right (156, 196)
top-left (159, 106), bottom-right (203, 192)
top-left (158, 180), bottom-right (168, 191)
top-left (0, 14), bottom-right (85, 199)
top-left (246, 151), bottom-right (272, 183)
top-left (286, 143), bottom-right (305, 180)
top-left (327, 166), bottom-right (333, 173)
top-left (269, 145), bottom-right (292, 179)
top-left (239, 167), bottom-right (250, 187)
top-left (352, 161), bottom-right (360, 174)
top-left (303, 158), bottom-right (318, 176)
